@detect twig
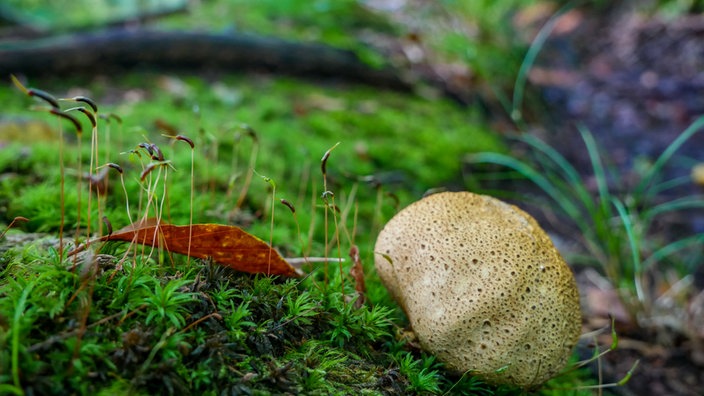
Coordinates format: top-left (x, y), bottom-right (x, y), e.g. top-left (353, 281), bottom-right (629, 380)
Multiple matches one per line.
top-left (285, 257), bottom-right (345, 268)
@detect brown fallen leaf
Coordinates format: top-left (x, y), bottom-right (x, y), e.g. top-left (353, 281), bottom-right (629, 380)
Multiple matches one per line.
top-left (77, 220), bottom-right (300, 277)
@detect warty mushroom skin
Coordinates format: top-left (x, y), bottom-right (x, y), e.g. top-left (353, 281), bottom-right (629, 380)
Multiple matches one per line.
top-left (374, 191), bottom-right (581, 388)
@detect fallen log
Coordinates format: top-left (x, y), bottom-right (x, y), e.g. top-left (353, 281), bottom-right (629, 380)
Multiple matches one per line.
top-left (0, 28), bottom-right (411, 90)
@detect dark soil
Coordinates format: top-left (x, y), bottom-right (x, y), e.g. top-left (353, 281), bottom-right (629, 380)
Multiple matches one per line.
top-left (533, 8), bottom-right (704, 396)
top-left (536, 9), bottom-right (704, 225)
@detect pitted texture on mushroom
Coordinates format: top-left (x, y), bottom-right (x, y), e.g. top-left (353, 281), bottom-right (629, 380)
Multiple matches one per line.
top-left (374, 191), bottom-right (581, 388)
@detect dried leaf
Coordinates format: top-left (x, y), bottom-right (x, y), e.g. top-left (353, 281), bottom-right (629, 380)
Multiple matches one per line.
top-left (100, 220), bottom-right (300, 277)
top-left (349, 245), bottom-right (366, 308)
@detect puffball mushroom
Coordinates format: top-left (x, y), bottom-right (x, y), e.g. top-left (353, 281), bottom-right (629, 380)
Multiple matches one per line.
top-left (374, 191), bottom-right (581, 388)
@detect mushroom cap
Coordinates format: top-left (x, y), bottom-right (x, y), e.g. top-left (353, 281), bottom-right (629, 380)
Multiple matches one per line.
top-left (374, 191), bottom-right (581, 388)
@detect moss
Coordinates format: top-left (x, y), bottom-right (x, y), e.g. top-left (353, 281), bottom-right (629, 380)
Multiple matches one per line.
top-left (0, 57), bottom-right (595, 396)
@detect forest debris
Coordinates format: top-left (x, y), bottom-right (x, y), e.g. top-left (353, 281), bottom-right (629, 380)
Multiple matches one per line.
top-left (71, 219), bottom-right (301, 277)
top-left (349, 245), bottom-right (366, 308)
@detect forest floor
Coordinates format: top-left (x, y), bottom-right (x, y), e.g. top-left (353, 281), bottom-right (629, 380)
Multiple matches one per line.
top-left (2, 1), bottom-right (704, 395)
top-left (515, 8), bottom-right (704, 396)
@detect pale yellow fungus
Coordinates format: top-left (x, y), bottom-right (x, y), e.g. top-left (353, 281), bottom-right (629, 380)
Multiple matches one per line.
top-left (374, 191), bottom-right (581, 388)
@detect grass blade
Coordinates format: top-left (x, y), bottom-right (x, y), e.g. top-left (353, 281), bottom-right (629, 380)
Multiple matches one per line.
top-left (647, 175), bottom-right (692, 196)
top-left (466, 152), bottom-right (582, 220)
top-left (643, 196), bottom-right (704, 225)
top-left (512, 1), bottom-right (577, 123)
top-left (642, 233), bottom-right (704, 270)
top-left (636, 115), bottom-right (704, 197)
top-left (611, 198), bottom-right (644, 304)
top-left (11, 278), bottom-right (41, 389)
top-left (518, 131), bottom-right (598, 217)
top-left (579, 125), bottom-right (611, 217)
